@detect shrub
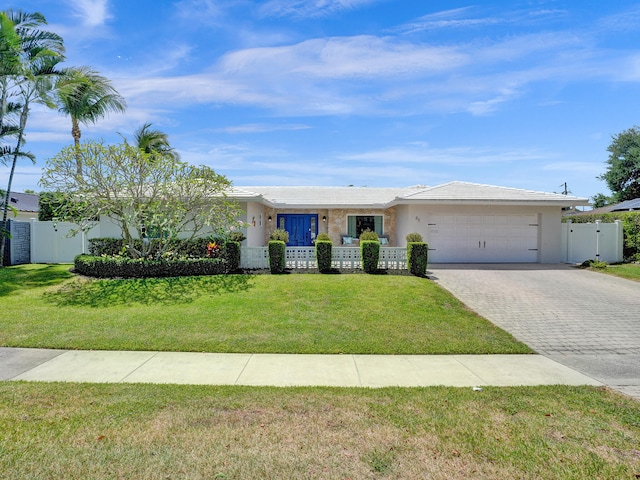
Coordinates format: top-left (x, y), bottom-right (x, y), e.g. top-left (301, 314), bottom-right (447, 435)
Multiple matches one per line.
top-left (228, 231), bottom-right (246, 243)
top-left (361, 240), bottom-right (380, 273)
top-left (74, 254), bottom-right (227, 278)
top-left (580, 258), bottom-right (608, 269)
top-left (316, 233), bottom-right (331, 242)
top-left (406, 232), bottom-right (423, 243)
top-left (88, 237), bottom-right (234, 259)
top-left (224, 241), bottom-right (241, 272)
top-left (315, 240), bottom-right (333, 272)
top-left (359, 229), bottom-right (379, 242)
top-left (268, 240), bottom-right (286, 274)
top-left (88, 238), bottom-right (124, 256)
top-left (407, 242), bottom-right (429, 276)
top-left (270, 229), bottom-right (289, 243)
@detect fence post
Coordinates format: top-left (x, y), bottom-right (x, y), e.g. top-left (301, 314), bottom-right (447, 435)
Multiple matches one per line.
top-left (566, 219), bottom-right (573, 263)
top-left (614, 219), bottom-right (623, 262)
top-left (595, 220), bottom-right (601, 261)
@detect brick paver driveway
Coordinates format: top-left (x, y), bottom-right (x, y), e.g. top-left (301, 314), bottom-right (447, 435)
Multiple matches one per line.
top-left (429, 264), bottom-right (640, 398)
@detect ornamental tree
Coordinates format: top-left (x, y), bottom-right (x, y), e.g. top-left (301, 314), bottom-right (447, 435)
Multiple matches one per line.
top-left (40, 141), bottom-right (244, 259)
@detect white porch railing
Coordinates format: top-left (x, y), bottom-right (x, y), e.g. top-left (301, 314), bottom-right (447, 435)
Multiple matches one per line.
top-left (240, 246), bottom-right (407, 270)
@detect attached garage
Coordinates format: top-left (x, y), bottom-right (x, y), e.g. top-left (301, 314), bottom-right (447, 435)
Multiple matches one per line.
top-left (426, 214), bottom-right (539, 263)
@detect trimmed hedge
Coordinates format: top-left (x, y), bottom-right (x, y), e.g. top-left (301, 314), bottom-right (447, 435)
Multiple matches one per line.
top-left (74, 255), bottom-right (227, 278)
top-left (407, 242), bottom-right (429, 276)
top-left (268, 240), bottom-right (286, 274)
top-left (315, 240), bottom-right (332, 272)
top-left (564, 212), bottom-right (640, 261)
top-left (88, 237), bottom-right (232, 259)
top-left (224, 241), bottom-right (241, 272)
top-left (361, 240), bottom-right (380, 273)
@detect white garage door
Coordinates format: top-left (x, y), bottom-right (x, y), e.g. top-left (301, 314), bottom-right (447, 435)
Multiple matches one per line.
top-left (427, 215), bottom-right (539, 263)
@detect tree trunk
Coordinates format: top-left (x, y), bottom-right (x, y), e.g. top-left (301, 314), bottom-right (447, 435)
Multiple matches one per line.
top-left (72, 117), bottom-right (82, 177)
top-left (0, 104), bottom-right (28, 267)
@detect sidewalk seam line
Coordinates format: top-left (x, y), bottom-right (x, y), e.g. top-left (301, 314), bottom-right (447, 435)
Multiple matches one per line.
top-left (234, 354), bottom-right (253, 385)
top-left (351, 355), bottom-right (362, 387)
top-left (119, 351), bottom-right (159, 383)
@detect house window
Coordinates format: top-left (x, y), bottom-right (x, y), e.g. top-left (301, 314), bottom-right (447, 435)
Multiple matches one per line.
top-left (347, 215), bottom-right (383, 238)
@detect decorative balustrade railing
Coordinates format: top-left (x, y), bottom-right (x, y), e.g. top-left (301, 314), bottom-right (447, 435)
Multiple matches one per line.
top-left (240, 246), bottom-right (407, 270)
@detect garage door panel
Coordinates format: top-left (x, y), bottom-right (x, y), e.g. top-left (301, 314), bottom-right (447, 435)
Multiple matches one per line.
top-left (427, 215), bottom-right (539, 263)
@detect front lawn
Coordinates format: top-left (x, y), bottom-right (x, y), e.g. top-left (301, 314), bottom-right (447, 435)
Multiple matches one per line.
top-left (1, 382), bottom-right (638, 479)
top-left (0, 264), bottom-right (530, 354)
top-left (594, 263), bottom-right (640, 282)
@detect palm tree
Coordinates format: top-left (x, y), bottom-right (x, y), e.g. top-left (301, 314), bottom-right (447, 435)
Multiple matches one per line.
top-left (131, 122), bottom-right (180, 160)
top-left (0, 9), bottom-right (64, 266)
top-left (55, 65), bottom-right (126, 175)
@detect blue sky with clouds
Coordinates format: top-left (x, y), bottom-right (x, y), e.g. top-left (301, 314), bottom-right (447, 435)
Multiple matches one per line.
top-left (4, 0), bottom-right (640, 200)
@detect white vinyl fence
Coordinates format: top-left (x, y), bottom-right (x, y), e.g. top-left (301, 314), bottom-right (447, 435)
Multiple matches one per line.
top-left (561, 220), bottom-right (623, 264)
top-left (30, 220), bottom-right (101, 264)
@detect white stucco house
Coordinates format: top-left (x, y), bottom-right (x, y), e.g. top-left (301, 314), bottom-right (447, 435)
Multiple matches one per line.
top-left (230, 181), bottom-right (589, 264)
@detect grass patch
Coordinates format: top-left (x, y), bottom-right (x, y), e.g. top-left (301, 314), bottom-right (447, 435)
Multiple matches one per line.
top-left (0, 264), bottom-right (530, 354)
top-left (1, 382), bottom-right (638, 479)
top-left (592, 263), bottom-right (640, 282)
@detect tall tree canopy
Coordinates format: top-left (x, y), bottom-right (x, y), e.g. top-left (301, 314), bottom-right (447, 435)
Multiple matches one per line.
top-left (130, 122), bottom-right (179, 160)
top-left (40, 141), bottom-right (244, 259)
top-left (55, 65), bottom-right (126, 175)
top-left (599, 126), bottom-right (640, 203)
top-left (0, 9), bottom-right (64, 266)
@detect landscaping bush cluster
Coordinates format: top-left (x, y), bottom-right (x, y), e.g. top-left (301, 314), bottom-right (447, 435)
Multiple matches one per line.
top-left (89, 237), bottom-right (229, 259)
top-left (74, 255), bottom-right (227, 278)
top-left (564, 212), bottom-right (640, 261)
top-left (84, 237), bottom-right (241, 277)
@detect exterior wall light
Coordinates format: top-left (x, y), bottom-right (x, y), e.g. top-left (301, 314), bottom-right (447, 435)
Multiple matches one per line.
top-left (268, 216), bottom-right (272, 222)
top-left (322, 216), bottom-right (327, 222)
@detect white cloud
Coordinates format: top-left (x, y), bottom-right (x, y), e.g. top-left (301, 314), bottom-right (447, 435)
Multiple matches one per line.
top-left (261, 0), bottom-right (380, 18)
top-left (217, 123), bottom-right (312, 134)
top-left (72, 0), bottom-right (111, 27)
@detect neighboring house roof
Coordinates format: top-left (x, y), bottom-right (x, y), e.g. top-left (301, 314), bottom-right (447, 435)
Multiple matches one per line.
top-left (7, 192), bottom-right (39, 213)
top-left (610, 198), bottom-right (640, 211)
top-left (571, 197), bottom-right (640, 215)
top-left (232, 182), bottom-right (589, 208)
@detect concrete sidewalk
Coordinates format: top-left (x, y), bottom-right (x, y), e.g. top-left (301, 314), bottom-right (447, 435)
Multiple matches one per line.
top-left (1, 347), bottom-right (601, 388)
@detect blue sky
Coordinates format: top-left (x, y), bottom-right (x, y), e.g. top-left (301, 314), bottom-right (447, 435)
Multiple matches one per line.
top-left (4, 0), bottom-right (640, 200)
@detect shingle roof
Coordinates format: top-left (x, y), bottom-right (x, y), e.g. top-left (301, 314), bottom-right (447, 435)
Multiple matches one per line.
top-left (7, 192), bottom-right (39, 212)
top-left (610, 198), bottom-right (640, 211)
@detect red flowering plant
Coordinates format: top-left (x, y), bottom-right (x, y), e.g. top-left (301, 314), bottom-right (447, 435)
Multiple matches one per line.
top-left (206, 241), bottom-right (221, 258)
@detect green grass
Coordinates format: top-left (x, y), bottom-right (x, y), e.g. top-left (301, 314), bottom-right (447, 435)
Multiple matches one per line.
top-left (593, 263), bottom-right (640, 281)
top-left (0, 264), bottom-right (530, 354)
top-left (1, 382), bottom-right (638, 479)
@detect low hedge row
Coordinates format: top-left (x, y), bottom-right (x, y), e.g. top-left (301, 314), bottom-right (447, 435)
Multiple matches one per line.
top-left (88, 237), bottom-right (227, 259)
top-left (74, 255), bottom-right (228, 278)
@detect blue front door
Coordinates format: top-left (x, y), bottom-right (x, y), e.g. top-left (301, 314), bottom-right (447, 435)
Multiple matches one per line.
top-left (277, 214), bottom-right (318, 246)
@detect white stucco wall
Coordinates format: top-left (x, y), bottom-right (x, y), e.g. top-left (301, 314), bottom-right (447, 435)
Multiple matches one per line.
top-left (244, 201), bottom-right (265, 246)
